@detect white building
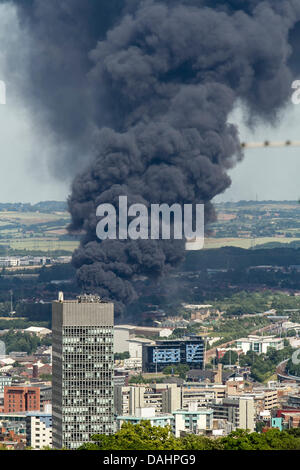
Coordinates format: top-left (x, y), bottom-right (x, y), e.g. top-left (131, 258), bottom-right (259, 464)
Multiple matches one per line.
top-left (0, 375), bottom-right (12, 393)
top-left (123, 357), bottom-right (142, 370)
top-left (128, 337), bottom-right (155, 359)
top-left (282, 321), bottom-right (300, 332)
top-left (23, 327), bottom-right (52, 338)
top-left (183, 304), bottom-right (213, 310)
top-left (173, 403), bottom-right (213, 437)
top-left (116, 407), bottom-right (173, 431)
top-left (0, 257), bottom-right (20, 267)
top-left (236, 335), bottom-right (284, 354)
top-left (159, 328), bottom-right (173, 338)
top-left (114, 325), bottom-right (136, 353)
top-left (288, 338), bottom-right (300, 348)
top-left (26, 412), bottom-right (52, 449)
top-left (116, 405), bottom-right (214, 437)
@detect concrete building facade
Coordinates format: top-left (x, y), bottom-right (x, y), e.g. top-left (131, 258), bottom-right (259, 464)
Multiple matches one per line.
top-left (52, 295), bottom-right (114, 449)
top-left (173, 407), bottom-right (214, 437)
top-left (26, 412), bottom-right (52, 449)
top-left (116, 406), bottom-right (214, 437)
top-left (212, 396), bottom-right (255, 432)
top-left (114, 382), bottom-right (226, 417)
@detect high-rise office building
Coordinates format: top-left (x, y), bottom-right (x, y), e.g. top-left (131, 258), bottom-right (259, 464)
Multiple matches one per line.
top-left (52, 293), bottom-right (114, 449)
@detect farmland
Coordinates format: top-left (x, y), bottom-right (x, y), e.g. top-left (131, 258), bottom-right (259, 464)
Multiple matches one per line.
top-left (0, 203), bottom-right (79, 254)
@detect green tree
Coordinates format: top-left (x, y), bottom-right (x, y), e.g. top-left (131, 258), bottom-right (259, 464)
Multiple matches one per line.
top-left (78, 423), bottom-right (300, 451)
top-left (220, 350), bottom-right (238, 365)
top-left (79, 421), bottom-right (182, 451)
top-left (114, 352), bottom-right (130, 360)
top-left (180, 434), bottom-right (222, 450)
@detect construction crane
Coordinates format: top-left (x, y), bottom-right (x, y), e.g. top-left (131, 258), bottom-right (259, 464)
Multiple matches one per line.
top-left (241, 140), bottom-right (300, 149)
top-left (186, 138), bottom-right (300, 251)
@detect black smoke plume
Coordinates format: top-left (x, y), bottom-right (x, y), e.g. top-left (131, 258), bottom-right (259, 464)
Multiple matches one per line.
top-left (5, 0), bottom-right (300, 315)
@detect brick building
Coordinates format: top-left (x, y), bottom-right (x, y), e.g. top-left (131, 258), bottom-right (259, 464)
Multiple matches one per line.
top-left (4, 386), bottom-right (40, 413)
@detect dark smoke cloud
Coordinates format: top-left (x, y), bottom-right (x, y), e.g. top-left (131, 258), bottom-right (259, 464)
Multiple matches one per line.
top-left (5, 0), bottom-right (300, 315)
top-left (2, 0), bottom-right (126, 175)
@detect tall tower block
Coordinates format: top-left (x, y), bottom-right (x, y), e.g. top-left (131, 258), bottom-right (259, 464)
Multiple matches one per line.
top-left (52, 294), bottom-right (114, 449)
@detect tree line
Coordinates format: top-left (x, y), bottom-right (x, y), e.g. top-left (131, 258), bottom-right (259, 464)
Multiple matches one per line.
top-left (78, 422), bottom-right (300, 450)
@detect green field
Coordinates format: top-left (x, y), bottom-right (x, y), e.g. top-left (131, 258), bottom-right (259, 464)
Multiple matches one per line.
top-left (2, 201), bottom-right (300, 254)
top-left (204, 237), bottom-right (300, 249)
top-left (0, 209), bottom-right (79, 253)
top-left (2, 239), bottom-right (79, 252)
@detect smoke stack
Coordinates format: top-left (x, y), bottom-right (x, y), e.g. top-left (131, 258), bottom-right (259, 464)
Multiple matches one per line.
top-left (32, 364), bottom-right (39, 379)
top-left (215, 363), bottom-right (223, 384)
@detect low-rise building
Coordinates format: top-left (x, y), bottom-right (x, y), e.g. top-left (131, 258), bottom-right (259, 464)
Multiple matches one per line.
top-left (4, 386), bottom-right (40, 413)
top-left (114, 381), bottom-right (227, 417)
top-left (26, 412), bottom-right (52, 449)
top-left (114, 325), bottom-right (136, 354)
top-left (23, 327), bottom-right (52, 338)
top-left (0, 375), bottom-right (12, 393)
top-left (172, 406), bottom-right (213, 437)
top-left (116, 405), bottom-right (214, 437)
top-left (211, 396), bottom-right (255, 432)
top-left (128, 338), bottom-right (154, 360)
top-left (116, 407), bottom-right (173, 431)
top-left (236, 335), bottom-right (284, 354)
top-left (115, 383), bottom-right (181, 416)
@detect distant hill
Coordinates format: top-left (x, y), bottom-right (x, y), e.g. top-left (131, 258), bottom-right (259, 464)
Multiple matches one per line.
top-left (184, 246), bottom-right (300, 271)
top-left (216, 200), bottom-right (299, 206)
top-left (0, 201), bottom-right (67, 213)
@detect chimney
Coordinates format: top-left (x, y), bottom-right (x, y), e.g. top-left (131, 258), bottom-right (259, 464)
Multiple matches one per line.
top-left (215, 363), bottom-right (223, 383)
top-left (58, 291), bottom-right (64, 302)
top-left (32, 364), bottom-right (39, 379)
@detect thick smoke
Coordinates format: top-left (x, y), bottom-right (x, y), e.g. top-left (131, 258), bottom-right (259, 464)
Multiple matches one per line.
top-left (6, 0), bottom-right (300, 315)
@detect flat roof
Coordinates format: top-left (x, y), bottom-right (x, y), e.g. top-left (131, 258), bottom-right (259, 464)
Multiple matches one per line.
top-left (117, 414), bottom-right (173, 420)
top-left (173, 409), bottom-right (213, 415)
top-left (114, 325), bottom-right (136, 330)
top-left (128, 337), bottom-right (154, 343)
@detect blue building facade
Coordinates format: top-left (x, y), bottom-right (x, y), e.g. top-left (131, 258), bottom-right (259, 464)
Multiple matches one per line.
top-left (143, 337), bottom-right (204, 372)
